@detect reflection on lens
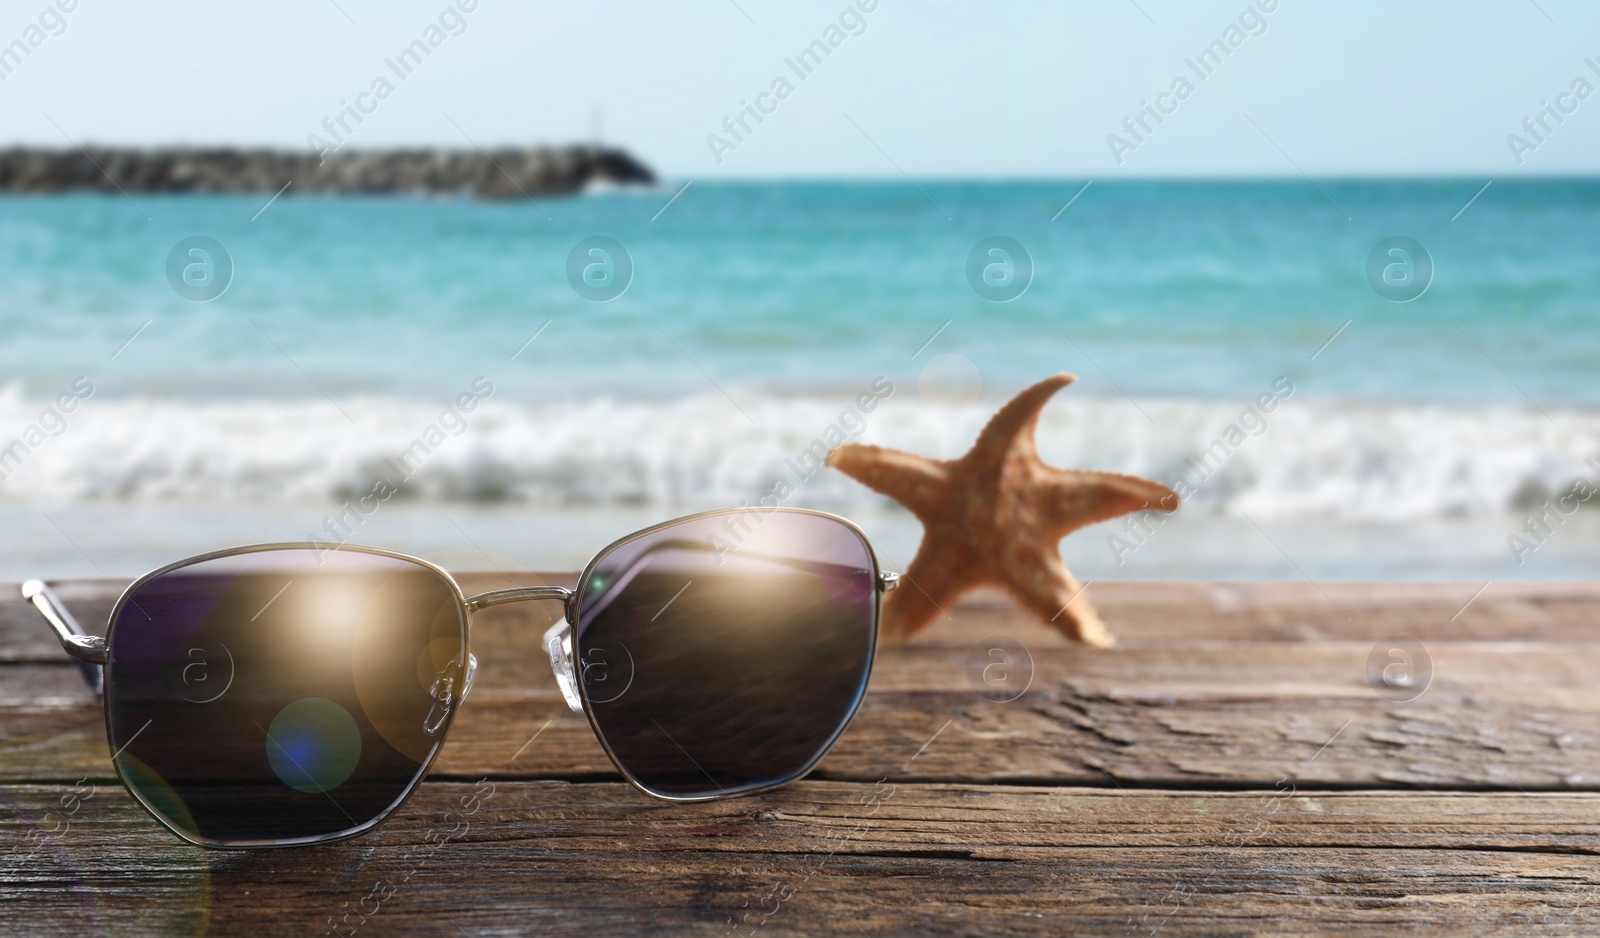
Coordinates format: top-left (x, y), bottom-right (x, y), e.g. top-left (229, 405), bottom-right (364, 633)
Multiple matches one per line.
top-left (104, 547), bottom-right (466, 846)
top-left (576, 510), bottom-right (877, 798)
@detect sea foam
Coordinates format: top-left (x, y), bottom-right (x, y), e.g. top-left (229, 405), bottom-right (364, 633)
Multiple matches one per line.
top-left (0, 383), bottom-right (1593, 521)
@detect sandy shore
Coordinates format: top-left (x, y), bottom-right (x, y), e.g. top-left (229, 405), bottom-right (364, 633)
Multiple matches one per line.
top-left (5, 500), bottom-right (1596, 582)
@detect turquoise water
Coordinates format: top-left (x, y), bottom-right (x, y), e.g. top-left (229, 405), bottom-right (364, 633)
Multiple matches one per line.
top-left (2, 179), bottom-right (1597, 404)
top-left (2, 180), bottom-right (1598, 578)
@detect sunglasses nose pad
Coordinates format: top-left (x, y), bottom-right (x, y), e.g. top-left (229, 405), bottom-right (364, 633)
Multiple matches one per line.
top-left (543, 621), bottom-right (583, 713)
top-left (421, 653), bottom-right (476, 738)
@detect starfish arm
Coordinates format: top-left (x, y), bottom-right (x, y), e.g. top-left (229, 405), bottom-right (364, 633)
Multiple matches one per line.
top-left (827, 443), bottom-right (949, 520)
top-left (877, 541), bottom-right (969, 644)
top-left (1038, 468), bottom-right (1180, 538)
top-left (999, 546), bottom-right (1114, 648)
top-left (964, 373), bottom-right (1077, 471)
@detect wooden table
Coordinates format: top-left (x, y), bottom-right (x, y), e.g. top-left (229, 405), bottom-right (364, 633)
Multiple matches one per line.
top-left (4, 577), bottom-right (1599, 935)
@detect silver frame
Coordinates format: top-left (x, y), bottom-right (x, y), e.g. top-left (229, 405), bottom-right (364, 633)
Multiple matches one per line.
top-left (19, 507), bottom-right (897, 848)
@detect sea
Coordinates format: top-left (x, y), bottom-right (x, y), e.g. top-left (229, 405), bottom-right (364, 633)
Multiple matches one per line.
top-left (2, 179), bottom-right (1597, 581)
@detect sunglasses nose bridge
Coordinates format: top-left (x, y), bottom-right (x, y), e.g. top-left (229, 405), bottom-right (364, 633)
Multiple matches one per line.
top-left (463, 585), bottom-right (574, 614)
top-left (463, 585), bottom-right (585, 714)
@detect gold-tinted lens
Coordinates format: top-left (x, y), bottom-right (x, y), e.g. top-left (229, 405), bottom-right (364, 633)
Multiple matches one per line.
top-left (105, 548), bottom-right (466, 846)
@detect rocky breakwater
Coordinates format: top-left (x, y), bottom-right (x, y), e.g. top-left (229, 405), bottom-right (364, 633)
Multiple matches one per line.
top-left (0, 145), bottom-right (656, 198)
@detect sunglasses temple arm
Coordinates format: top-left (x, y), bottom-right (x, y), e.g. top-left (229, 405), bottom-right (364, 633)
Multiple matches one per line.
top-left (20, 580), bottom-right (106, 695)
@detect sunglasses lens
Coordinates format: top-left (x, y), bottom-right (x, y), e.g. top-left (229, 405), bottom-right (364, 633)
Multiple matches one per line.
top-left (104, 548), bottom-right (467, 846)
top-left (575, 511), bottom-right (877, 798)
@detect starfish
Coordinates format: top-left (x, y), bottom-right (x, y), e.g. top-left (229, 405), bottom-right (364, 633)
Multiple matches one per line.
top-left (827, 373), bottom-right (1178, 646)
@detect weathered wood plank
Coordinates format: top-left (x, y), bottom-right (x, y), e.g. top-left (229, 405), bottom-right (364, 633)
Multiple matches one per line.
top-left (4, 782), bottom-right (1600, 936)
top-left (6, 642), bottom-right (1597, 790)
top-left (6, 579), bottom-right (1600, 663)
top-left (6, 579), bottom-right (1600, 934)
top-left (12, 621), bottom-right (1600, 787)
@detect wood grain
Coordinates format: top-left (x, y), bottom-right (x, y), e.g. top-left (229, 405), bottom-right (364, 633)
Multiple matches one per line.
top-left (5, 782), bottom-right (1600, 936)
top-left (3, 578), bottom-right (1599, 936)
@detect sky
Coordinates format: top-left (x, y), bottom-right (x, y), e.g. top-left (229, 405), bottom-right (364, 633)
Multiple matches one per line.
top-left (0, 0), bottom-right (1597, 178)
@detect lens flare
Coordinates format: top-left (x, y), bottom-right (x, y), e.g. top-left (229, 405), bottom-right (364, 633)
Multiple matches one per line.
top-left (105, 546), bottom-right (464, 844)
top-left (265, 697), bottom-right (362, 794)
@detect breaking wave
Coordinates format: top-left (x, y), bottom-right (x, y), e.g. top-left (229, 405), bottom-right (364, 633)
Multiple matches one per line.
top-left (0, 383), bottom-right (1595, 521)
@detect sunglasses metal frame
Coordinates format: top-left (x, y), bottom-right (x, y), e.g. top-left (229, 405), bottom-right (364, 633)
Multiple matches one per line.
top-left (21, 507), bottom-right (897, 848)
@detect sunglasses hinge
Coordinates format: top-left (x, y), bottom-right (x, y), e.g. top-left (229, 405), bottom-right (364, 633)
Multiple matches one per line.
top-left (20, 580), bottom-right (105, 695)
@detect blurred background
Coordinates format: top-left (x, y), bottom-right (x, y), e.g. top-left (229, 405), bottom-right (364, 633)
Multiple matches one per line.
top-left (1, 1), bottom-right (1596, 581)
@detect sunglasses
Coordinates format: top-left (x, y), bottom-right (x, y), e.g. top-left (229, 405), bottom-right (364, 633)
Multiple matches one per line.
top-left (23, 507), bottom-right (897, 848)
